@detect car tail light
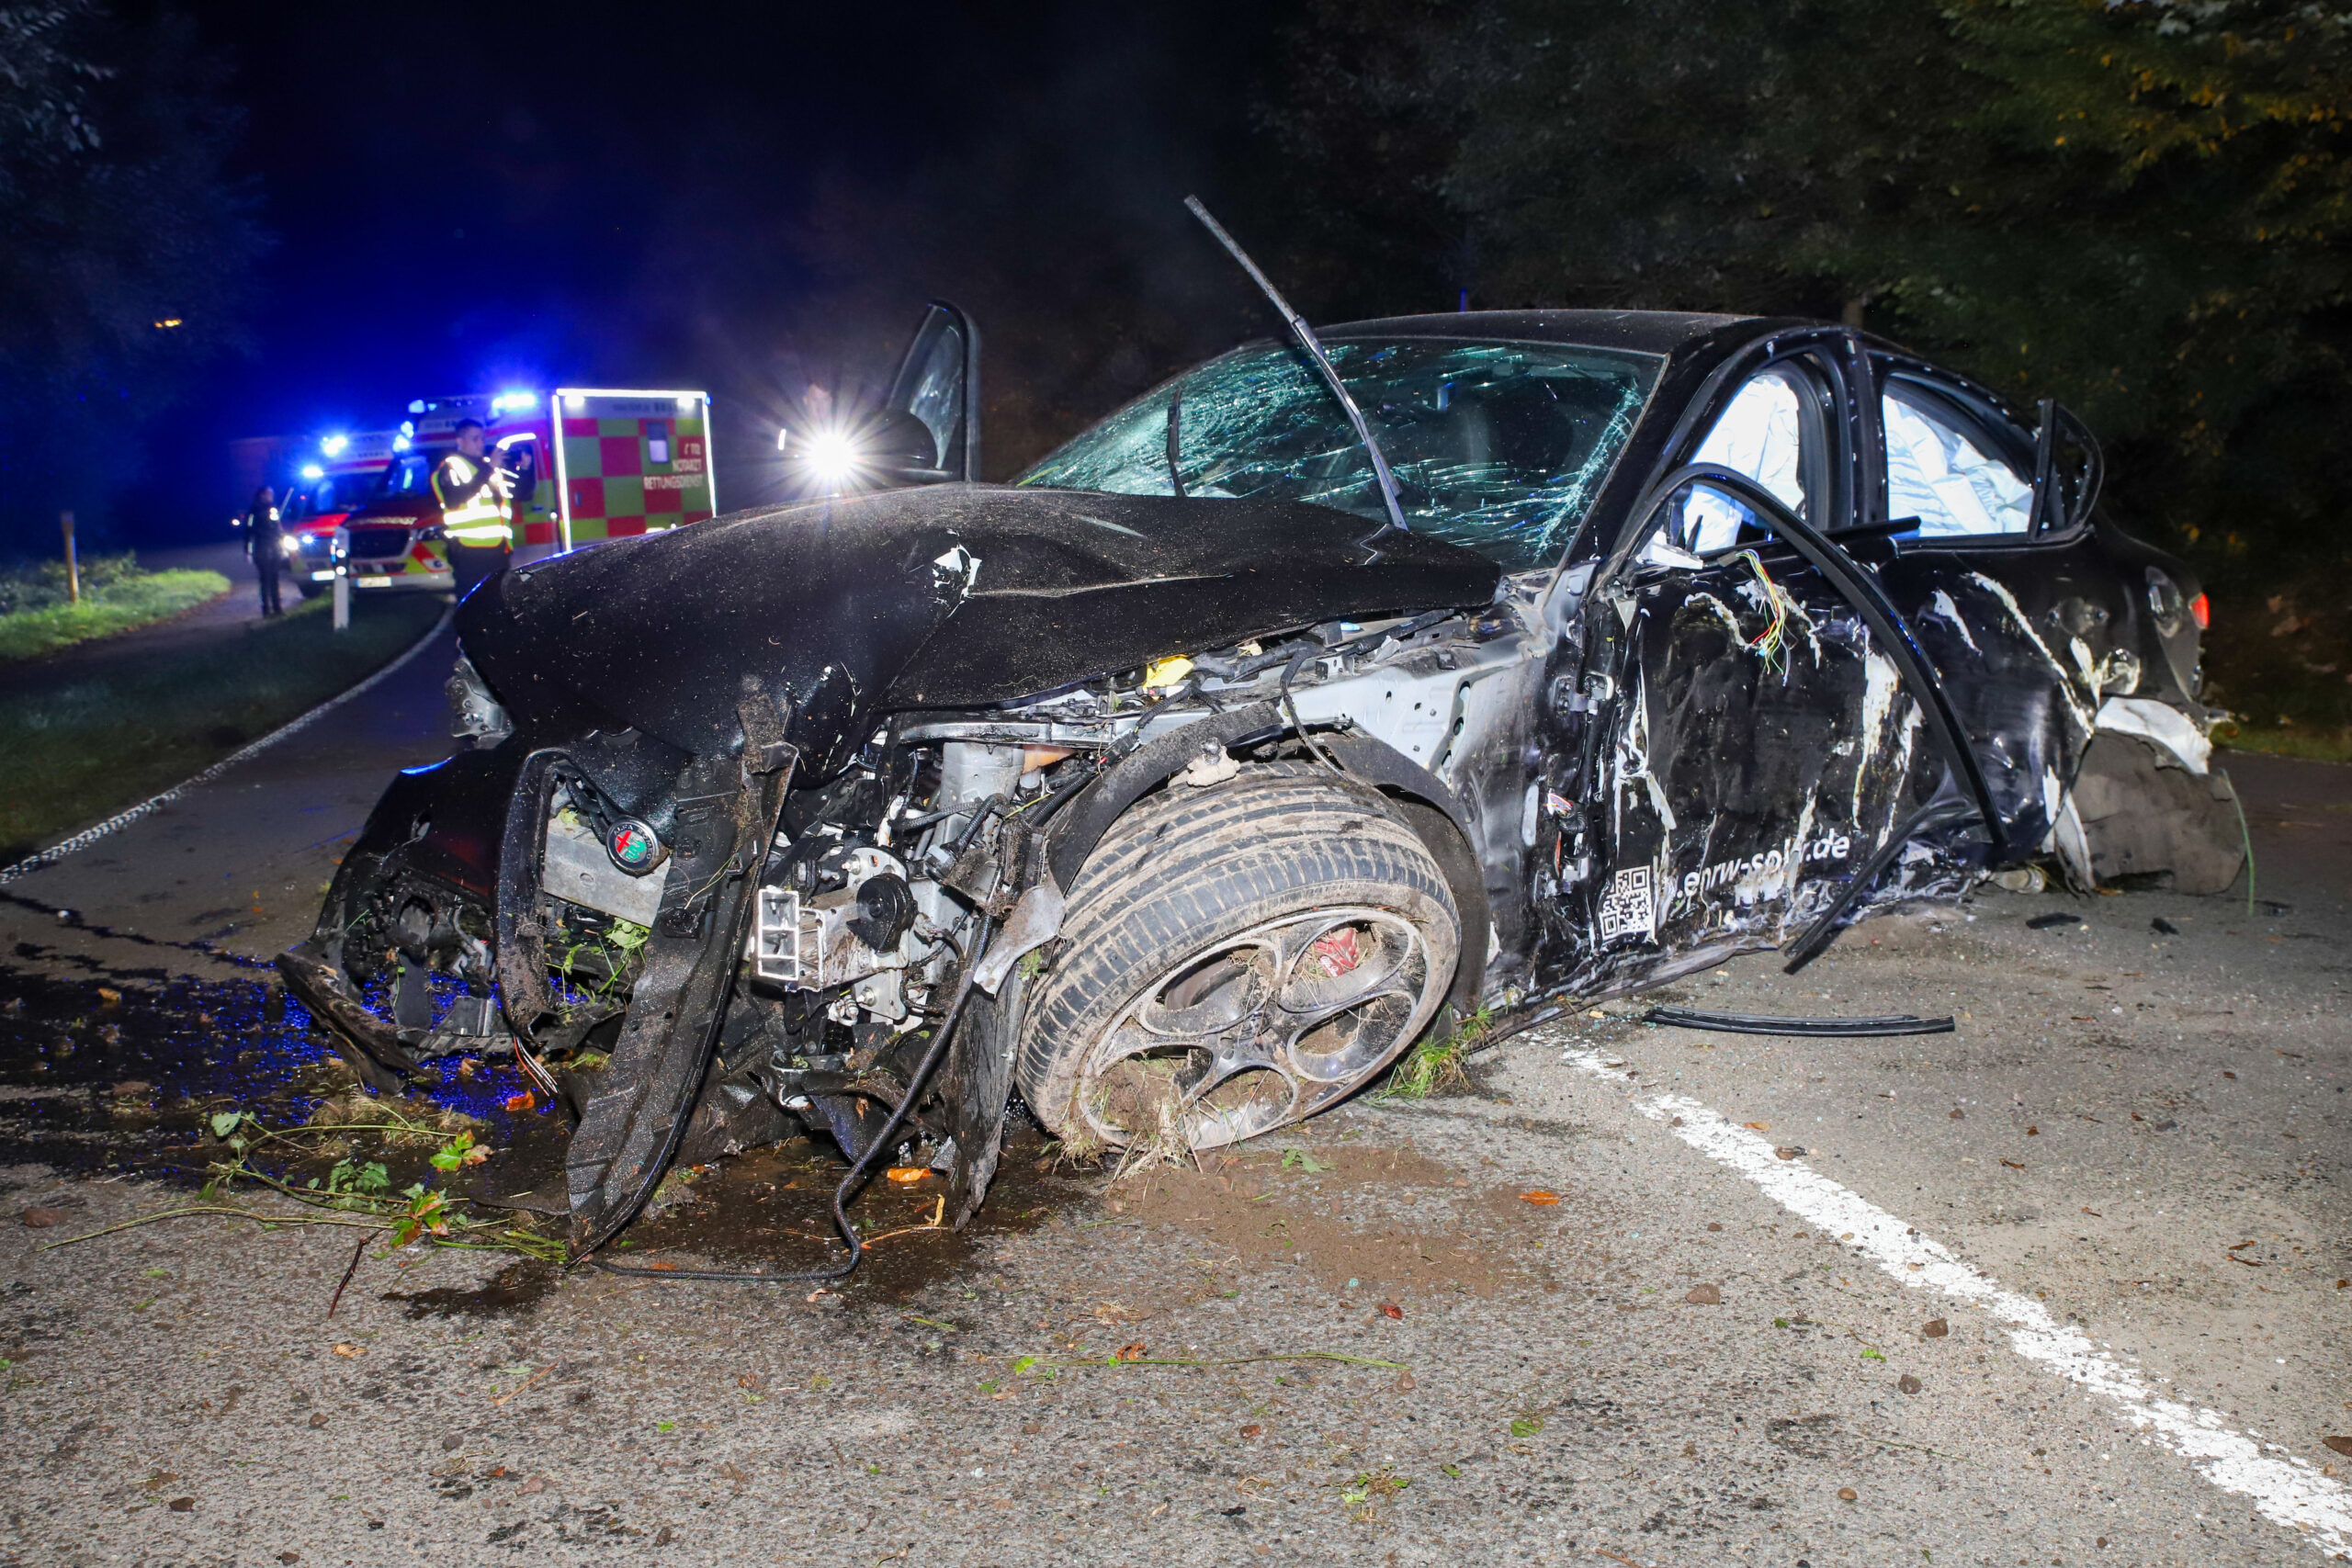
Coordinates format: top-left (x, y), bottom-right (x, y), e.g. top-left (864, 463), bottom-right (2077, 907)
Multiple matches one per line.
top-left (2189, 592), bottom-right (2210, 631)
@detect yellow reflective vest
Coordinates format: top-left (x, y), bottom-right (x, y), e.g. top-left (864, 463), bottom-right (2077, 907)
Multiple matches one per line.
top-left (432, 453), bottom-right (514, 547)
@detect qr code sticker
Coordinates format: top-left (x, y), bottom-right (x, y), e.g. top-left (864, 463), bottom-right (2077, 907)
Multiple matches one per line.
top-left (1597, 866), bottom-right (1656, 942)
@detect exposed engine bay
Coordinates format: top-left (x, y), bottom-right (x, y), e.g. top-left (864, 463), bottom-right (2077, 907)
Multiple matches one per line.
top-left (286, 594), bottom-right (1527, 1250)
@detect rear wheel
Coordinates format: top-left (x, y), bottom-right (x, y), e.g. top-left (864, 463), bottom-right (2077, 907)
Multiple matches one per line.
top-left (1017, 764), bottom-right (1459, 1155)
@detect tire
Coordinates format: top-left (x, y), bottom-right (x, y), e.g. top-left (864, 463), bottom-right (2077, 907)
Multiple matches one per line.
top-left (1017, 763), bottom-right (1460, 1154)
top-left (296, 577), bottom-right (324, 600)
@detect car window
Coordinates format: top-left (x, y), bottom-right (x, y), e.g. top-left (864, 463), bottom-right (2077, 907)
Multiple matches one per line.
top-left (372, 454), bottom-right (432, 498)
top-left (1695, 368), bottom-right (1807, 516)
top-left (1882, 381), bottom-right (2030, 537)
top-left (1016, 338), bottom-right (1662, 572)
top-left (900, 321), bottom-right (966, 469)
top-left (1658, 363), bottom-right (1825, 558)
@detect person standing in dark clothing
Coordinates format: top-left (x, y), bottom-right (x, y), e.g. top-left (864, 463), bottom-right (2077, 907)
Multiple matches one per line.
top-left (245, 485), bottom-right (286, 616)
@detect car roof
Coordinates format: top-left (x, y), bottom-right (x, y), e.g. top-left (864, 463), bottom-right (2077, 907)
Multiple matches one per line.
top-left (1319, 308), bottom-right (1781, 356)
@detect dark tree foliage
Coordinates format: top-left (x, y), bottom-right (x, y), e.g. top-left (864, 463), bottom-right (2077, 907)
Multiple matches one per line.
top-left (1266, 0), bottom-right (2352, 597)
top-left (0, 4), bottom-right (266, 553)
top-left (1256, 0), bottom-right (1475, 320)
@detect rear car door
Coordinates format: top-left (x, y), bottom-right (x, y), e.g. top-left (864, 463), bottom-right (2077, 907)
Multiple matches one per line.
top-left (1857, 357), bottom-right (2128, 871)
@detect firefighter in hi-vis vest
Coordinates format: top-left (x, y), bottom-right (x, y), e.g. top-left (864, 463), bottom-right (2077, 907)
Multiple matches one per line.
top-left (433, 417), bottom-right (515, 598)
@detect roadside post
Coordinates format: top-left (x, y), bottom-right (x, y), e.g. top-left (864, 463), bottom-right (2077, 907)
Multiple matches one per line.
top-left (60, 512), bottom-right (79, 604)
top-left (332, 522), bottom-right (351, 631)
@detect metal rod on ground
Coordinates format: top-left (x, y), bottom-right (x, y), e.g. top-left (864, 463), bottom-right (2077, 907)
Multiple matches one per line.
top-left (60, 512), bottom-right (79, 604)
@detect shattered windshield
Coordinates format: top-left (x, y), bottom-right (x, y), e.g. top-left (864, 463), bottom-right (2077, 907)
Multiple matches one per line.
top-left (1016, 338), bottom-right (1661, 571)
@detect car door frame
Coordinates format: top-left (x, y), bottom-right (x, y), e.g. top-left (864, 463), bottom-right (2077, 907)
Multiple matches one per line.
top-left (881, 299), bottom-right (985, 483)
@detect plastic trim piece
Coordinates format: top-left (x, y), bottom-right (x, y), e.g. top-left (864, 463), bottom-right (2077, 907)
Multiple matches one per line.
top-left (1642, 1007), bottom-right (1954, 1037)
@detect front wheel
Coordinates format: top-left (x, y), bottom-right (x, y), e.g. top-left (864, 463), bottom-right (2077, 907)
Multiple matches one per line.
top-left (1017, 764), bottom-right (1460, 1156)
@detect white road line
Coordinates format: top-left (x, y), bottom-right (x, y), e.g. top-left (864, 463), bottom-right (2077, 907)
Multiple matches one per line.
top-left (0, 606), bottom-right (456, 886)
top-left (1558, 1042), bottom-right (2352, 1558)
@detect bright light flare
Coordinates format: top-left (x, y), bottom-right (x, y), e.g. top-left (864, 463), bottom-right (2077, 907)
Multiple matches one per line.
top-left (320, 434), bottom-right (349, 457)
top-left (801, 428), bottom-right (865, 492)
top-left (300, 463), bottom-right (325, 479)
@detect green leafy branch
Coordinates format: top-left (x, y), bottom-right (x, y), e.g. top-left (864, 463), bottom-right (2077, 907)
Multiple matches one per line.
top-left (33, 1111), bottom-right (569, 1263)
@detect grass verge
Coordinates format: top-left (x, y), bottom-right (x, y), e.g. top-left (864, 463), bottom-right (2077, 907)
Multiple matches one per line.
top-left (0, 591), bottom-right (447, 860)
top-left (0, 569), bottom-right (231, 662)
top-left (2214, 724), bottom-right (2352, 765)
top-left (2199, 580), bottom-right (2352, 764)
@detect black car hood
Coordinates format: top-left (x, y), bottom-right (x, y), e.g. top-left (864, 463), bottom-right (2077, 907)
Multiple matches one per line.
top-left (458, 484), bottom-right (1500, 774)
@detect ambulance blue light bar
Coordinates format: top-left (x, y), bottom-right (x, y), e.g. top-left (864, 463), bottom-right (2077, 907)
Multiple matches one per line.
top-left (320, 434), bottom-right (349, 457)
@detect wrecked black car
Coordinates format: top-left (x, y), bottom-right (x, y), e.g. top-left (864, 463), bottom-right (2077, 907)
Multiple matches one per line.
top-left (280, 292), bottom-right (2236, 1261)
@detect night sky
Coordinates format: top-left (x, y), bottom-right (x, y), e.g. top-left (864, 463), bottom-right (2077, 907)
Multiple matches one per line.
top-left (152, 0), bottom-right (1294, 533)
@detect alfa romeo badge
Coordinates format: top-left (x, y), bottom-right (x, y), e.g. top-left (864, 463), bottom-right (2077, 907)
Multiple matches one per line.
top-left (606, 818), bottom-right (664, 874)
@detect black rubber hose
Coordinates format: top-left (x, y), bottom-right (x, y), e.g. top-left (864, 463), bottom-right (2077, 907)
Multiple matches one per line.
top-left (590, 914), bottom-right (995, 1286)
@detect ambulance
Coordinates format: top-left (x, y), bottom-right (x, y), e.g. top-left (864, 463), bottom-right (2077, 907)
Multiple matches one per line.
top-left (315, 388), bottom-right (716, 593)
top-left (283, 427), bottom-right (402, 598)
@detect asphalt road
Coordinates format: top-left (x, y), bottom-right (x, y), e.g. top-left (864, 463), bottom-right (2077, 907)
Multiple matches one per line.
top-left (0, 646), bottom-right (2343, 1566)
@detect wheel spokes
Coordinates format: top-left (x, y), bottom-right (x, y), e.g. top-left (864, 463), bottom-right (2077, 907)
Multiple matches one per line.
top-left (1268, 915), bottom-right (1429, 1084)
top-left (1132, 941), bottom-right (1273, 1038)
top-left (1075, 907), bottom-right (1446, 1152)
top-left (1269, 914), bottom-right (1416, 1020)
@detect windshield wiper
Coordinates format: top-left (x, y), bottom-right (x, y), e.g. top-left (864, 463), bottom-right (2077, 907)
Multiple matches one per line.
top-left (1166, 386), bottom-right (1186, 500)
top-left (1183, 196), bottom-right (1408, 539)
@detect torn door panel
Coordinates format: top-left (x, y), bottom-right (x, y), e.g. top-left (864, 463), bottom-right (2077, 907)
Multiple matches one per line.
top-left (1538, 581), bottom-right (1961, 1001)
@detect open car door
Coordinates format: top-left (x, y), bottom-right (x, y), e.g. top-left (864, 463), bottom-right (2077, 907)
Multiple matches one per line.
top-left (875, 300), bottom-right (983, 483)
top-left (1539, 468), bottom-right (1979, 999)
top-left (1542, 479), bottom-right (2103, 1001)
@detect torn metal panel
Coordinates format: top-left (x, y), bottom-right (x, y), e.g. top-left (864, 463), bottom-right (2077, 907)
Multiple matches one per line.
top-left (2069, 734), bottom-right (2243, 893)
top-left (2095, 694), bottom-right (2211, 774)
top-left (562, 750), bottom-right (794, 1254)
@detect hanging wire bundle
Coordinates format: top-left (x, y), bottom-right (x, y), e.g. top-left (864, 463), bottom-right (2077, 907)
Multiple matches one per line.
top-left (1728, 548), bottom-right (1792, 673)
